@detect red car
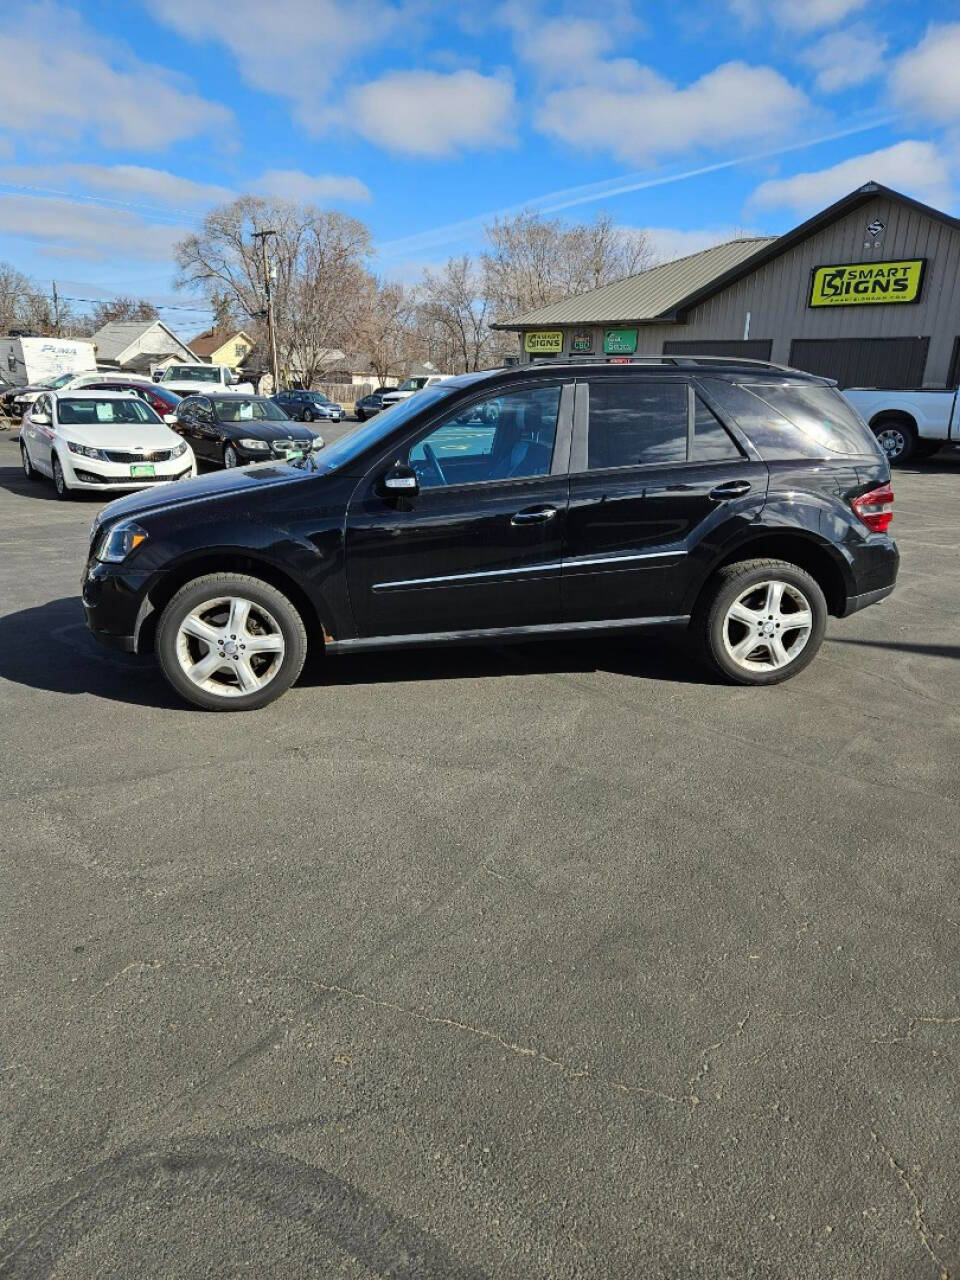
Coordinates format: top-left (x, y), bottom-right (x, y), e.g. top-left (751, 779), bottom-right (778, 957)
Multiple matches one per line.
top-left (82, 377), bottom-right (182, 422)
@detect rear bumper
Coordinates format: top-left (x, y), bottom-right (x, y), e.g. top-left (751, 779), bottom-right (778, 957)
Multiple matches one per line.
top-left (840, 583), bottom-right (896, 617)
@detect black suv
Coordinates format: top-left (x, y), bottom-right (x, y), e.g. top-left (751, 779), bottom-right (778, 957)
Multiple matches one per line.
top-left (83, 358), bottom-right (898, 711)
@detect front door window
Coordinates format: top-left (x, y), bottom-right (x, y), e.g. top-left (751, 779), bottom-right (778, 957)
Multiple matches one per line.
top-left (408, 385), bottom-right (561, 489)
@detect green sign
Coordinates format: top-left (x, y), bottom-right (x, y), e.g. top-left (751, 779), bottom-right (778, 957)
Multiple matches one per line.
top-left (603, 328), bottom-right (638, 355)
top-left (571, 331), bottom-right (594, 353)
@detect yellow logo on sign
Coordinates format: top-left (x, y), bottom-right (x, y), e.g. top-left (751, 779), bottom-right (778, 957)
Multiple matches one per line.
top-left (809, 259), bottom-right (925, 307)
top-left (524, 330), bottom-right (563, 353)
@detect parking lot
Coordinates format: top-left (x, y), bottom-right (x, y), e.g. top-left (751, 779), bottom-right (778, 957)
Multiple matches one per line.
top-left (1, 426), bottom-right (959, 1277)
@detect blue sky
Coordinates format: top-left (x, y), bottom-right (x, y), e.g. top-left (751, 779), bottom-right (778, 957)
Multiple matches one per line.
top-left (0, 0), bottom-right (957, 335)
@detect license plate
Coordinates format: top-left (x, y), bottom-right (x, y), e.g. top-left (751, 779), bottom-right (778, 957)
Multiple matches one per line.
top-left (284, 448), bottom-right (304, 460)
top-left (130, 464), bottom-right (155, 477)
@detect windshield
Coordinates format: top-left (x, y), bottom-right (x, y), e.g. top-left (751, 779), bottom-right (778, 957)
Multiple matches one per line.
top-left (57, 397), bottom-right (161, 426)
top-left (397, 377), bottom-right (429, 392)
top-left (308, 392), bottom-right (331, 404)
top-left (310, 385), bottom-right (455, 470)
top-left (211, 396), bottom-right (287, 422)
top-left (167, 366), bottom-right (220, 383)
top-left (49, 373), bottom-right (77, 389)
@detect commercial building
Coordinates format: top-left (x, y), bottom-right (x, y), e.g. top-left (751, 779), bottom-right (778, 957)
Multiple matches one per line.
top-left (494, 182), bottom-right (960, 389)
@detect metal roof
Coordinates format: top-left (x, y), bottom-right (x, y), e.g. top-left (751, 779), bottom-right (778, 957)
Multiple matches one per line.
top-left (494, 237), bottom-right (776, 330)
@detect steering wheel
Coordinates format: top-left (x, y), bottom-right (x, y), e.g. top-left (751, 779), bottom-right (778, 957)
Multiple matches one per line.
top-left (422, 442), bottom-right (447, 486)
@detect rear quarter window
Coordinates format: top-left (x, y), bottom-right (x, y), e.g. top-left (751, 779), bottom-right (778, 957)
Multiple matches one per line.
top-left (701, 379), bottom-right (880, 459)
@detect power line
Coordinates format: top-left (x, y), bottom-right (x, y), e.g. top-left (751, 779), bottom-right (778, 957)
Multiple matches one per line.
top-left (38, 292), bottom-right (214, 314)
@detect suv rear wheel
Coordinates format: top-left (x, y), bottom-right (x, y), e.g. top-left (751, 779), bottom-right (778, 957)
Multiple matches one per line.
top-left (156, 573), bottom-right (308, 711)
top-left (872, 416), bottom-right (916, 466)
top-left (696, 559), bottom-right (827, 686)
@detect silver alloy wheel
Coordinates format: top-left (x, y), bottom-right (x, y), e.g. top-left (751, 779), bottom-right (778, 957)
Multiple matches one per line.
top-left (53, 456), bottom-right (66, 494)
top-left (224, 445), bottom-right (238, 469)
top-left (721, 579), bottom-right (814, 674)
top-left (174, 595), bottom-right (285, 697)
top-left (21, 444), bottom-right (31, 476)
top-left (876, 426), bottom-right (906, 461)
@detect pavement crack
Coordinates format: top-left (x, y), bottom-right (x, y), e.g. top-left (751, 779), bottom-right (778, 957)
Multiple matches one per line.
top-left (872, 1013), bottom-right (960, 1046)
top-left (88, 960), bottom-right (161, 1001)
top-left (299, 977), bottom-right (686, 1109)
top-left (872, 1130), bottom-right (953, 1279)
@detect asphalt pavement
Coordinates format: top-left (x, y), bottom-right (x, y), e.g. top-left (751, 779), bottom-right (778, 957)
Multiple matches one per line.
top-left (1, 426), bottom-right (959, 1279)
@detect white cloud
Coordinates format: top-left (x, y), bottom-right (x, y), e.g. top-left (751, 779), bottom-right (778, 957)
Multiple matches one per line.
top-left (800, 26), bottom-right (887, 93)
top-left (0, 164), bottom-right (232, 209)
top-left (0, 4), bottom-right (231, 149)
top-left (252, 170), bottom-right (371, 203)
top-left (145, 0), bottom-right (404, 131)
top-left (891, 23), bottom-right (960, 125)
top-left (0, 195), bottom-right (187, 262)
top-left (538, 62), bottom-right (809, 165)
top-left (749, 141), bottom-right (953, 214)
top-left (344, 71), bottom-right (516, 157)
top-left (730, 0), bottom-right (867, 32)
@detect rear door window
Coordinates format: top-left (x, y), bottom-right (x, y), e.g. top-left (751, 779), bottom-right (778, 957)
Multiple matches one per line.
top-left (704, 380), bottom-right (879, 459)
top-left (586, 380), bottom-right (687, 469)
top-left (692, 397), bottom-right (743, 461)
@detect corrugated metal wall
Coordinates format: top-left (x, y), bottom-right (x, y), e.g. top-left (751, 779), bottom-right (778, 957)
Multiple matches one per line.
top-left (527, 197), bottom-right (960, 387)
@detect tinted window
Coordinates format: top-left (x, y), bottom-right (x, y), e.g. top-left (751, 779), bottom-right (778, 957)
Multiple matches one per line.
top-left (408, 385), bottom-right (561, 489)
top-left (587, 380), bottom-right (687, 469)
top-left (701, 379), bottom-right (879, 460)
top-left (745, 383), bottom-right (879, 456)
top-left (693, 397), bottom-right (742, 461)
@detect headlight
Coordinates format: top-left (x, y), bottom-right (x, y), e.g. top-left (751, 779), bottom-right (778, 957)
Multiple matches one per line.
top-left (171, 440), bottom-right (188, 458)
top-left (310, 436), bottom-right (325, 450)
top-left (237, 437), bottom-right (270, 451)
top-left (96, 521), bottom-right (149, 563)
top-left (67, 440), bottom-right (107, 460)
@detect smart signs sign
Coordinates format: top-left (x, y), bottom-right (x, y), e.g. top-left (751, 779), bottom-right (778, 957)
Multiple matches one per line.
top-left (809, 259), bottom-right (926, 308)
top-left (603, 328), bottom-right (638, 354)
top-left (524, 330), bottom-right (563, 354)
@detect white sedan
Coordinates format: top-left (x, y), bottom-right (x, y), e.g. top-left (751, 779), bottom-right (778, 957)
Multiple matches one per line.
top-left (20, 390), bottom-right (196, 498)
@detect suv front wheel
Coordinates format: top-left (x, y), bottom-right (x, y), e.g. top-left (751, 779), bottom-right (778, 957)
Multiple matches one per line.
top-left (156, 573), bottom-right (308, 711)
top-left (696, 559), bottom-right (827, 685)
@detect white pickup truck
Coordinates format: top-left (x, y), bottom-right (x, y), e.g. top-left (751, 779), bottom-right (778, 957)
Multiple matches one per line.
top-left (843, 388), bottom-right (960, 465)
top-left (157, 363), bottom-right (254, 396)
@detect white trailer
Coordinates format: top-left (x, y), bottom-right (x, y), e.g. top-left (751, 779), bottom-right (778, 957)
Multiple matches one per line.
top-left (0, 336), bottom-right (97, 388)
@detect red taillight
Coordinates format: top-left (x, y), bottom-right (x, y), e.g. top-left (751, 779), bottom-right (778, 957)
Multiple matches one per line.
top-left (851, 483), bottom-right (894, 534)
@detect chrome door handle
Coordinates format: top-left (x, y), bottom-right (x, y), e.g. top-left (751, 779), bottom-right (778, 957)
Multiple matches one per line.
top-left (709, 481), bottom-right (752, 500)
top-left (511, 505), bottom-right (558, 525)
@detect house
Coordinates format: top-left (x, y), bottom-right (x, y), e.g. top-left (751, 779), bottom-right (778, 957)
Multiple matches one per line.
top-left (188, 328), bottom-right (255, 371)
top-left (494, 181), bottom-right (960, 389)
top-left (317, 351), bottom-right (400, 387)
top-left (91, 320), bottom-right (197, 373)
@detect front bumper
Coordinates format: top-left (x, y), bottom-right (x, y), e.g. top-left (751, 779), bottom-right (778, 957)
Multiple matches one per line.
top-left (65, 454), bottom-right (195, 490)
top-left (83, 562), bottom-right (159, 652)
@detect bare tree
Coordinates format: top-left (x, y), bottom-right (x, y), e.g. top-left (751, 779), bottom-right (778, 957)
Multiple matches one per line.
top-left (415, 256), bottom-right (491, 373)
top-left (89, 296), bottom-right (158, 330)
top-left (0, 263), bottom-right (32, 335)
top-left (174, 197), bottom-right (374, 387)
top-left (483, 210), bottom-right (651, 321)
top-left (354, 280), bottom-right (417, 385)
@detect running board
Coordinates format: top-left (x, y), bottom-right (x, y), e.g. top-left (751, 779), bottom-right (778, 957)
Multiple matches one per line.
top-left (326, 615), bottom-right (690, 654)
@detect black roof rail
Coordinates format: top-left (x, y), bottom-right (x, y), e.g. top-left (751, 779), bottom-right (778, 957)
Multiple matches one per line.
top-left (526, 354), bottom-right (799, 373)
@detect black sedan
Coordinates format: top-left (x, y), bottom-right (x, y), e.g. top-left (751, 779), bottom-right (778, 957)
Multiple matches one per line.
top-left (354, 388), bottom-right (394, 421)
top-left (173, 393), bottom-right (323, 469)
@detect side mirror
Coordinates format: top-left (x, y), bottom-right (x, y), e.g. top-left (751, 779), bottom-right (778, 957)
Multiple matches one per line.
top-left (152, 371), bottom-right (163, 383)
top-left (383, 464), bottom-right (419, 494)
top-left (163, 413), bottom-right (178, 425)
top-left (31, 411), bottom-right (50, 425)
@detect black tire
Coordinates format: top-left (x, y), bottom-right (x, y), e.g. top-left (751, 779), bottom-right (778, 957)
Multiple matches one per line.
top-left (302, 408), bottom-right (314, 422)
top-left (21, 443), bottom-right (40, 482)
top-left (356, 408), bottom-right (366, 422)
top-left (223, 444), bottom-right (239, 469)
top-left (872, 416), bottom-right (916, 466)
top-left (695, 558), bottom-right (828, 686)
top-left (52, 453), bottom-right (72, 500)
top-left (156, 573), bottom-right (308, 711)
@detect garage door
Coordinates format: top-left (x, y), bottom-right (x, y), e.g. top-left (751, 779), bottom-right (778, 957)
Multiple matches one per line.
top-left (663, 339), bottom-right (773, 361)
top-left (788, 338), bottom-right (929, 389)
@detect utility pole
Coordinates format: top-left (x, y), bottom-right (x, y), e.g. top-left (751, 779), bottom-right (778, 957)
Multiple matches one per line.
top-left (52, 281), bottom-right (60, 336)
top-left (252, 229), bottom-right (280, 392)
